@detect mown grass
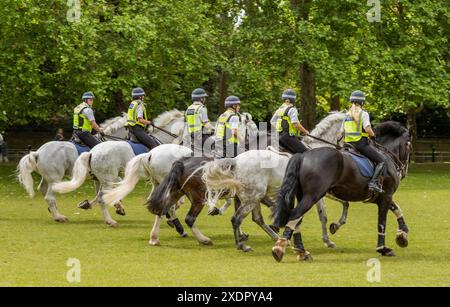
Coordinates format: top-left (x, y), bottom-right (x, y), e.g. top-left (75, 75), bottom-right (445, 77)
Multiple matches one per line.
top-left (0, 163), bottom-right (449, 286)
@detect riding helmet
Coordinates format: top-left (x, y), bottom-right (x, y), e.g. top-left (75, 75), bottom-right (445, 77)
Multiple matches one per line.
top-left (224, 95), bottom-right (241, 108)
top-left (282, 89), bottom-right (297, 102)
top-left (350, 90), bottom-right (366, 105)
top-left (132, 87), bottom-right (146, 98)
top-left (191, 88), bottom-right (208, 101)
top-left (82, 91), bottom-right (95, 100)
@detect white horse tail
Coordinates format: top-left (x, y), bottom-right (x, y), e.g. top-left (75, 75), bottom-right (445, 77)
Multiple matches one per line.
top-left (17, 151), bottom-right (39, 197)
top-left (103, 152), bottom-right (152, 206)
top-left (52, 152), bottom-right (92, 194)
top-left (202, 158), bottom-right (242, 207)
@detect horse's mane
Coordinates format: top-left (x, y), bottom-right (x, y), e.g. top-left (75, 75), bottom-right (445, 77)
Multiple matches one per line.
top-left (100, 113), bottom-right (127, 133)
top-left (374, 121), bottom-right (409, 139)
top-left (303, 111), bottom-right (346, 147)
top-left (153, 109), bottom-right (184, 127)
top-left (310, 111), bottom-right (347, 137)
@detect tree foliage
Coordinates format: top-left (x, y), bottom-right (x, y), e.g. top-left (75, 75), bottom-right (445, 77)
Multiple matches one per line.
top-left (0, 0), bottom-right (448, 131)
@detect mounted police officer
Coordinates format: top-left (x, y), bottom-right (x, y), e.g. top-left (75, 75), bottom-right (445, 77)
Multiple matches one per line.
top-left (185, 88), bottom-right (214, 155)
top-left (343, 90), bottom-right (385, 193)
top-left (271, 89), bottom-right (309, 154)
top-left (127, 87), bottom-right (159, 150)
top-left (215, 96), bottom-right (243, 158)
top-left (73, 91), bottom-right (104, 148)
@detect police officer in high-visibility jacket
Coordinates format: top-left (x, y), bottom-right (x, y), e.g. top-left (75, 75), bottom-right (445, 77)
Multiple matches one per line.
top-left (73, 91), bottom-right (104, 148)
top-left (270, 89), bottom-right (309, 154)
top-left (127, 87), bottom-right (159, 150)
top-left (185, 88), bottom-right (214, 155)
top-left (215, 96), bottom-right (242, 158)
top-left (344, 90), bottom-right (385, 193)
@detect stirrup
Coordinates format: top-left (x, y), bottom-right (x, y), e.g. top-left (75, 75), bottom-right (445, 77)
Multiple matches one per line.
top-left (368, 182), bottom-right (384, 193)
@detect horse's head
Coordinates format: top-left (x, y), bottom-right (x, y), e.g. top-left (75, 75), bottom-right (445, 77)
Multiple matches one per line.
top-left (374, 121), bottom-right (412, 179)
top-left (240, 112), bottom-right (258, 141)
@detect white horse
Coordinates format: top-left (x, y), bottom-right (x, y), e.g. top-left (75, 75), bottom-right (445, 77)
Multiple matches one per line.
top-left (16, 115), bottom-right (129, 223)
top-left (202, 112), bottom-right (348, 252)
top-left (51, 110), bottom-right (187, 227)
top-left (17, 110), bottom-right (184, 223)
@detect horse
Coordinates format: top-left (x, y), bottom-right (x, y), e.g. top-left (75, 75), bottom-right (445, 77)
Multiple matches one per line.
top-left (50, 110), bottom-right (187, 227)
top-left (17, 110), bottom-right (183, 224)
top-left (271, 121), bottom-right (411, 262)
top-left (17, 115), bottom-right (128, 223)
top-left (102, 114), bottom-right (260, 244)
top-left (201, 112), bottom-right (350, 252)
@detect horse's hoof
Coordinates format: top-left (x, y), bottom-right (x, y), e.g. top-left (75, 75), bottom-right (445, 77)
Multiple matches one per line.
top-left (324, 240), bottom-right (336, 249)
top-left (239, 233), bottom-right (249, 242)
top-left (149, 239), bottom-right (161, 246)
top-left (200, 239), bottom-right (213, 246)
top-left (106, 220), bottom-right (119, 228)
top-left (272, 238), bottom-right (289, 262)
top-left (329, 223), bottom-right (339, 235)
top-left (377, 247), bottom-right (395, 257)
top-left (55, 216), bottom-right (69, 223)
top-left (296, 250), bottom-right (313, 262)
top-left (396, 231), bottom-right (409, 248)
top-left (180, 232), bottom-right (188, 238)
top-left (272, 246), bottom-right (285, 262)
top-left (208, 207), bottom-right (220, 216)
top-left (242, 246), bottom-right (253, 253)
top-left (114, 205), bottom-right (126, 216)
top-left (77, 200), bottom-right (91, 210)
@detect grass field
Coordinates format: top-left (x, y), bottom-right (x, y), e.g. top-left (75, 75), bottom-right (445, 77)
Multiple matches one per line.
top-left (0, 163), bottom-right (449, 286)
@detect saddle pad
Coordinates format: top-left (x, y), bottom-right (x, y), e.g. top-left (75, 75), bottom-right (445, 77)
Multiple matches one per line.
top-left (349, 153), bottom-right (374, 178)
top-left (70, 141), bottom-right (90, 155)
top-left (126, 140), bottom-right (149, 156)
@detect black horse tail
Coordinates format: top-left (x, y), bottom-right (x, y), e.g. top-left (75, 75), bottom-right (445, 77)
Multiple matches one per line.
top-left (271, 153), bottom-right (304, 228)
top-left (147, 160), bottom-right (185, 216)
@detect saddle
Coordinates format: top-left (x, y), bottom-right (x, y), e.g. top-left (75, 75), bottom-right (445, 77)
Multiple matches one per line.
top-left (341, 145), bottom-right (374, 178)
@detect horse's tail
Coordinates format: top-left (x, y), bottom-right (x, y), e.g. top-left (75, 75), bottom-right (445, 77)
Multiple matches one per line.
top-left (52, 152), bottom-right (91, 194)
top-left (103, 152), bottom-right (152, 206)
top-left (17, 151), bottom-right (39, 197)
top-left (271, 154), bottom-right (304, 228)
top-left (202, 158), bottom-right (242, 208)
top-left (147, 160), bottom-right (185, 216)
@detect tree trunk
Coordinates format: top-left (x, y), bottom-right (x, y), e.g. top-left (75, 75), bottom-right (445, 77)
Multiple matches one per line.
top-left (330, 95), bottom-right (340, 111)
top-left (406, 108), bottom-right (417, 160)
top-left (299, 63), bottom-right (316, 130)
top-left (218, 69), bottom-right (228, 115)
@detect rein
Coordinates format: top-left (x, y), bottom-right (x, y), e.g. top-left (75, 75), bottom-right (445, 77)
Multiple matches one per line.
top-left (372, 140), bottom-right (406, 176)
top-left (151, 124), bottom-right (179, 139)
top-left (303, 134), bottom-right (341, 149)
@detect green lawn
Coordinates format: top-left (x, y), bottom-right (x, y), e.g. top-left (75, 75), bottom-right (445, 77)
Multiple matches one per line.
top-left (0, 163), bottom-right (449, 286)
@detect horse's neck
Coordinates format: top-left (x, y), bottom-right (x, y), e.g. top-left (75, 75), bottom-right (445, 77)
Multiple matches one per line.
top-left (304, 113), bottom-right (346, 148)
top-left (101, 116), bottom-right (128, 139)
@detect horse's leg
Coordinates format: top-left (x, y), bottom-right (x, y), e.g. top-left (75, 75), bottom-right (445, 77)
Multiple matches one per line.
top-left (234, 197), bottom-right (249, 242)
top-left (272, 196), bottom-right (316, 262)
top-left (78, 178), bottom-right (100, 210)
top-left (39, 179), bottom-right (68, 223)
top-left (292, 219), bottom-right (313, 261)
top-left (329, 200), bottom-right (350, 235)
top-left (219, 197), bottom-right (233, 215)
top-left (315, 199), bottom-right (336, 248)
top-left (231, 201), bottom-right (254, 252)
top-left (166, 204), bottom-right (188, 238)
top-left (112, 176), bottom-right (126, 216)
top-left (149, 215), bottom-right (161, 246)
top-left (185, 201), bottom-right (212, 245)
top-left (251, 203), bottom-right (279, 242)
top-left (376, 199), bottom-right (395, 256)
top-left (390, 202), bottom-right (409, 248)
top-left (98, 182), bottom-right (119, 227)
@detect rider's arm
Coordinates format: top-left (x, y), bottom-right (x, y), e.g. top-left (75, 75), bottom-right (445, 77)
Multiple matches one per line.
top-left (361, 112), bottom-right (375, 138)
top-left (200, 107), bottom-right (214, 130)
top-left (289, 108), bottom-right (310, 135)
top-left (136, 104), bottom-right (152, 126)
top-left (84, 108), bottom-right (103, 134)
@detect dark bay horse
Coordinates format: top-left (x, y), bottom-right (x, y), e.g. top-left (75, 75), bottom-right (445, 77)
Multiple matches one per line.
top-left (271, 121), bottom-right (411, 262)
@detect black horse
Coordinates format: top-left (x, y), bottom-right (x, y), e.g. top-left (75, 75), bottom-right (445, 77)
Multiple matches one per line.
top-left (271, 121), bottom-right (412, 262)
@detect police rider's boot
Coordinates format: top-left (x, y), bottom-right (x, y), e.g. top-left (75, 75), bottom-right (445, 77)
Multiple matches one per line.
top-left (368, 162), bottom-right (385, 193)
